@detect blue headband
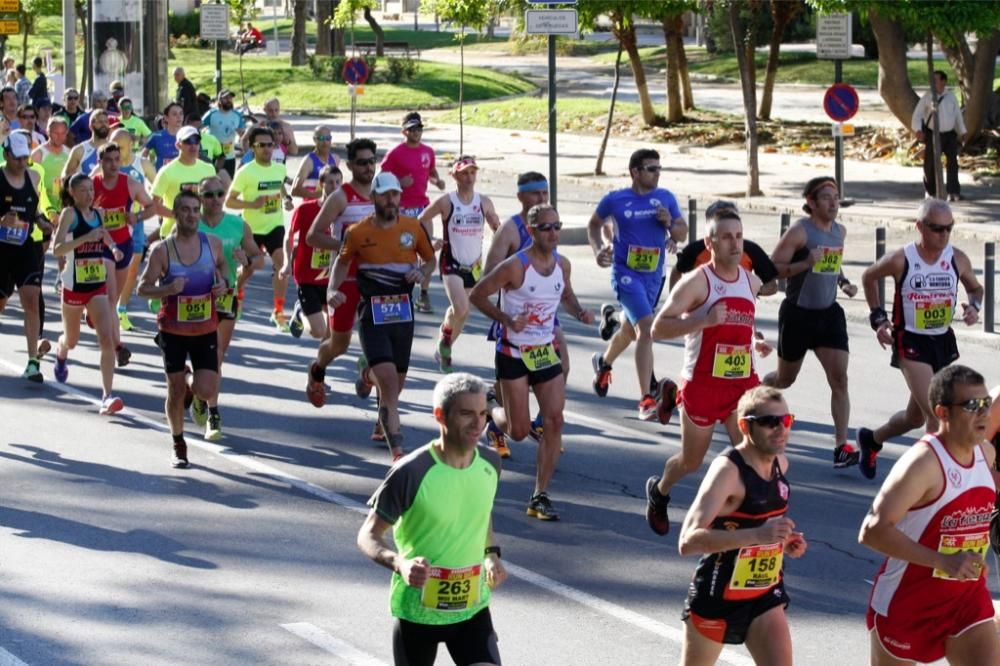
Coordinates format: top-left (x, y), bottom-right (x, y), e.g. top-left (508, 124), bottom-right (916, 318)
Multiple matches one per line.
top-left (518, 180), bottom-right (548, 193)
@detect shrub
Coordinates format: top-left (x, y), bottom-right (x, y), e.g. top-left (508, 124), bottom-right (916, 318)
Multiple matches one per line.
top-left (168, 9), bottom-right (202, 39)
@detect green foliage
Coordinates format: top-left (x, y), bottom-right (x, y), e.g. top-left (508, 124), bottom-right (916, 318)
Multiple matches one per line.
top-left (332, 0), bottom-right (379, 29)
top-left (225, 0), bottom-right (259, 23)
top-left (308, 54), bottom-right (417, 84)
top-left (806, 1), bottom-right (1000, 42)
top-left (23, 0), bottom-right (61, 16)
top-left (706, 1), bottom-right (815, 54)
top-left (168, 9), bottom-right (202, 39)
top-left (420, 0), bottom-right (493, 32)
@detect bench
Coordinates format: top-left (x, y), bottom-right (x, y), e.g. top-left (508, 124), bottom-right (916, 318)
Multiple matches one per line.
top-left (352, 41), bottom-right (419, 59)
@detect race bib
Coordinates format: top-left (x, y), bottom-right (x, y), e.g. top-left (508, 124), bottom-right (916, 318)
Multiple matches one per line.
top-left (215, 288), bottom-right (236, 316)
top-left (0, 219), bottom-right (29, 246)
top-left (263, 195), bottom-right (280, 214)
top-left (519, 342), bottom-right (560, 372)
top-left (310, 248), bottom-right (332, 270)
top-left (712, 344), bottom-right (751, 379)
top-left (421, 564), bottom-right (481, 612)
top-left (729, 543), bottom-right (783, 593)
top-left (222, 141), bottom-right (234, 155)
top-left (626, 245), bottom-right (661, 272)
top-left (178, 293), bottom-right (212, 322)
top-left (74, 257), bottom-right (106, 284)
top-left (467, 260), bottom-right (482, 282)
top-left (103, 209), bottom-right (128, 231)
top-left (812, 246), bottom-right (843, 274)
top-left (933, 532), bottom-right (990, 580)
top-left (371, 294), bottom-right (412, 325)
top-left (915, 300), bottom-right (953, 330)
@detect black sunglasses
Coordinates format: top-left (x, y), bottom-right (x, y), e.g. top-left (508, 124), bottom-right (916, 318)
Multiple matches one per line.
top-left (946, 397), bottom-right (992, 414)
top-left (181, 136), bottom-right (201, 145)
top-left (926, 222), bottom-right (954, 234)
top-left (254, 142), bottom-right (274, 148)
top-left (533, 222), bottom-right (562, 232)
top-left (200, 190), bottom-right (225, 199)
top-left (639, 165), bottom-right (662, 173)
top-left (742, 413), bottom-right (795, 429)
top-left (353, 157), bottom-right (377, 166)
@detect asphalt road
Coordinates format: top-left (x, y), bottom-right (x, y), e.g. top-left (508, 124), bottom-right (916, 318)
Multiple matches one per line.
top-left (2, 190), bottom-right (997, 665)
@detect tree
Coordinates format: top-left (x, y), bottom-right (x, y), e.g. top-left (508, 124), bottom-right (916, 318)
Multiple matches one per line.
top-left (595, 41), bottom-right (623, 175)
top-left (759, 0), bottom-right (802, 120)
top-left (728, 0), bottom-right (762, 196)
top-left (363, 6), bottom-right (385, 56)
top-left (291, 0), bottom-right (308, 65)
top-left (19, 0), bottom-right (60, 66)
top-left (316, 0), bottom-right (332, 55)
top-left (658, 3), bottom-right (698, 122)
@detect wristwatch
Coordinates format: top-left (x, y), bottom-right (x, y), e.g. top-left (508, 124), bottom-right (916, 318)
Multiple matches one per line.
top-left (484, 545), bottom-right (501, 558)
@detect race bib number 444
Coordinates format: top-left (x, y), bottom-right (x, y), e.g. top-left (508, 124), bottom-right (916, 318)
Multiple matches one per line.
top-left (519, 342), bottom-right (560, 372)
top-left (421, 564), bottom-right (481, 612)
top-left (933, 532), bottom-right (990, 580)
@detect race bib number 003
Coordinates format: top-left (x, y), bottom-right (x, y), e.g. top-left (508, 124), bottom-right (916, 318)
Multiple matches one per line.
top-left (74, 257), bottom-right (107, 284)
top-left (933, 532), bottom-right (989, 581)
top-left (371, 294), bottom-right (413, 325)
top-left (421, 564), bottom-right (481, 612)
top-left (626, 245), bottom-right (661, 272)
top-left (178, 293), bottom-right (212, 322)
top-left (519, 342), bottom-right (560, 372)
top-left (812, 246), bottom-right (843, 274)
top-left (915, 300), bottom-right (953, 330)
top-left (712, 344), bottom-right (751, 379)
top-left (728, 542), bottom-right (783, 593)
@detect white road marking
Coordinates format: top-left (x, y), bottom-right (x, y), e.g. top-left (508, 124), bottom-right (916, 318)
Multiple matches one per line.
top-left (0, 647), bottom-right (29, 666)
top-left (0, 359), bottom-right (753, 665)
top-left (281, 623), bottom-right (387, 666)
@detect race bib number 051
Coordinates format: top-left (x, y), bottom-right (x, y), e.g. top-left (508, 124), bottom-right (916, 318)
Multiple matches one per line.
top-left (178, 293), bottom-right (212, 322)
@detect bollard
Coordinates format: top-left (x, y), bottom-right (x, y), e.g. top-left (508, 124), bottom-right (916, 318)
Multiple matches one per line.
top-left (778, 213), bottom-right (791, 293)
top-left (985, 242), bottom-right (995, 334)
top-left (875, 227), bottom-right (886, 306)
top-left (688, 198), bottom-right (697, 242)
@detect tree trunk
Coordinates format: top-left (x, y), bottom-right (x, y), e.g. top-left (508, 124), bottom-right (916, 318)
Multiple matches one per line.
top-left (662, 15), bottom-right (683, 123)
top-left (459, 32), bottom-right (465, 154)
top-left (938, 33), bottom-right (975, 106)
top-left (676, 24), bottom-right (694, 110)
top-left (316, 0), bottom-right (331, 55)
top-left (759, 0), bottom-right (799, 120)
top-left (334, 28), bottom-right (345, 56)
top-left (615, 20), bottom-right (657, 127)
top-left (940, 29), bottom-right (1000, 139)
top-left (869, 10), bottom-right (918, 128)
top-left (363, 7), bottom-right (384, 57)
top-left (927, 33), bottom-right (944, 198)
top-left (595, 41), bottom-right (624, 176)
top-left (290, 0), bottom-right (308, 65)
top-left (729, 1), bottom-right (761, 196)
top-left (76, 2), bottom-right (89, 97)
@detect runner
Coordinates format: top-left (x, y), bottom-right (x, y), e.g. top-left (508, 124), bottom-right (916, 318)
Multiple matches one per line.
top-left (470, 204), bottom-right (595, 521)
top-left (92, 142), bottom-right (156, 367)
top-left (644, 210), bottom-right (763, 536)
top-left (678, 386), bottom-right (806, 666)
top-left (860, 364), bottom-right (999, 665)
top-left (480, 171), bottom-right (558, 456)
top-left (357, 372), bottom-right (505, 666)
top-left (764, 176), bottom-right (859, 468)
top-left (61, 108), bottom-right (111, 178)
top-left (240, 121), bottom-right (287, 166)
top-left (116, 97), bottom-right (151, 148)
top-left (143, 102), bottom-right (183, 171)
top-left (50, 173), bottom-right (125, 414)
top-left (186, 114), bottom-right (226, 183)
top-left (857, 198), bottom-right (983, 479)
top-left (225, 125), bottom-right (293, 332)
top-left (304, 138), bottom-right (375, 409)
top-left (283, 165), bottom-right (342, 339)
top-left (0, 132), bottom-right (46, 380)
top-left (587, 148), bottom-right (686, 420)
top-left (150, 126), bottom-right (217, 219)
top-left (290, 125), bottom-right (338, 199)
top-left (137, 191), bottom-right (229, 466)
top-left (31, 115), bottom-right (70, 230)
top-left (380, 112), bottom-right (446, 314)
top-left (327, 172), bottom-right (435, 460)
top-left (418, 155), bottom-right (500, 373)
top-left (201, 89), bottom-right (244, 178)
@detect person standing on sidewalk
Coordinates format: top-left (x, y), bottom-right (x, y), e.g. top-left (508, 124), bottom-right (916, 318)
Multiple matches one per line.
top-left (912, 71), bottom-right (967, 202)
top-left (765, 176), bottom-right (859, 469)
top-left (173, 67), bottom-right (197, 121)
top-left (380, 111), bottom-right (446, 314)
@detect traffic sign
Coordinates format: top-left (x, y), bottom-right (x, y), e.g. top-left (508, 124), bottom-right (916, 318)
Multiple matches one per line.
top-left (0, 0), bottom-right (19, 13)
top-left (342, 57), bottom-right (370, 86)
top-left (200, 3), bottom-right (230, 41)
top-left (817, 13), bottom-right (852, 60)
top-left (0, 19), bottom-right (17, 35)
top-left (525, 9), bottom-right (578, 35)
top-left (823, 83), bottom-right (858, 122)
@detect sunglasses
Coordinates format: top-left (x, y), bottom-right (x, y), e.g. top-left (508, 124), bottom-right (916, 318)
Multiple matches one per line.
top-left (742, 413), bottom-right (795, 429)
top-left (315, 134), bottom-right (332, 141)
top-left (254, 142), bottom-right (274, 148)
top-left (200, 190), bottom-right (225, 199)
top-left (353, 157), bottom-right (377, 166)
top-left (181, 136), bottom-right (201, 145)
top-left (946, 397), bottom-right (992, 414)
top-left (926, 222), bottom-right (954, 234)
top-left (120, 104), bottom-right (132, 110)
top-left (405, 126), bottom-right (423, 132)
top-left (639, 165), bottom-right (662, 173)
top-left (533, 222), bottom-right (562, 232)
top-left (67, 95), bottom-right (79, 101)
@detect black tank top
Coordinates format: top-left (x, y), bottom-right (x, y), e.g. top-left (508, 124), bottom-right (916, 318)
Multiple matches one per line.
top-left (689, 447), bottom-right (789, 602)
top-left (0, 168), bottom-right (39, 246)
top-left (61, 207), bottom-right (107, 293)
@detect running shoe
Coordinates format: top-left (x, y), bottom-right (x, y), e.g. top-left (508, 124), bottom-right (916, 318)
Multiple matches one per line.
top-left (115, 344), bottom-right (132, 368)
top-left (415, 291), bottom-right (433, 314)
top-left (270, 310), bottom-right (290, 333)
top-left (655, 378), bottom-right (679, 425)
top-left (435, 339), bottom-right (453, 374)
top-left (99, 395), bottom-right (124, 416)
top-left (205, 412), bottom-right (222, 441)
top-left (528, 413), bottom-right (543, 443)
top-left (53, 356), bottom-right (68, 383)
top-left (857, 427), bottom-right (880, 480)
top-left (645, 476), bottom-right (670, 535)
top-left (486, 421), bottom-right (511, 459)
top-left (36, 338), bottom-right (51, 358)
top-left (591, 352), bottom-right (611, 398)
top-left (118, 311), bottom-right (134, 332)
top-left (834, 442), bottom-right (860, 469)
top-left (526, 492), bottom-right (559, 521)
top-left (190, 394), bottom-right (208, 426)
top-left (355, 354), bottom-right (374, 399)
top-left (598, 303), bottom-right (619, 341)
top-left (306, 362), bottom-right (326, 408)
top-left (371, 421), bottom-right (386, 442)
top-left (172, 441), bottom-right (190, 469)
top-left (22, 359), bottom-right (42, 383)
top-left (638, 394), bottom-right (658, 421)
top-left (289, 301), bottom-right (304, 338)
top-left (649, 372), bottom-right (660, 398)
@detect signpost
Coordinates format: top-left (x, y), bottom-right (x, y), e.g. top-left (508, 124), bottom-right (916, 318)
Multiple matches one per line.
top-left (817, 13), bottom-right (853, 199)
top-left (0, 0), bottom-right (18, 38)
top-left (200, 1), bottom-right (230, 95)
top-left (526, 0), bottom-right (577, 209)
top-left (342, 57), bottom-right (370, 141)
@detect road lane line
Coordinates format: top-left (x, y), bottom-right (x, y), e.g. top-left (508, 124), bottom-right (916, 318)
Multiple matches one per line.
top-left (0, 647), bottom-right (29, 666)
top-left (281, 623), bottom-right (387, 666)
top-left (0, 359), bottom-right (752, 664)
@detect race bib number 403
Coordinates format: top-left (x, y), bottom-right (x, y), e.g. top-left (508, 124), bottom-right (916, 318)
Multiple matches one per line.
top-left (712, 344), bottom-right (751, 379)
top-left (421, 564), bottom-right (481, 612)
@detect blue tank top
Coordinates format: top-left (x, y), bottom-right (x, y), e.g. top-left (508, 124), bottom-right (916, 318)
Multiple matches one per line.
top-left (158, 231), bottom-right (218, 334)
top-left (308, 151), bottom-right (337, 180)
top-left (80, 141), bottom-right (99, 175)
top-left (512, 213), bottom-right (532, 252)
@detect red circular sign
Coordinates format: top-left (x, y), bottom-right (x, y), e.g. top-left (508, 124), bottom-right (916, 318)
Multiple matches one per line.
top-left (342, 57), bottom-right (370, 86)
top-left (823, 83), bottom-right (859, 122)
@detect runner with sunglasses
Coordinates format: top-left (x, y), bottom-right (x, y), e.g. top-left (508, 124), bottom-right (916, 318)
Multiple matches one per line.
top-left (678, 386), bottom-right (806, 666)
top-left (856, 198), bottom-right (983, 480)
top-left (419, 155), bottom-right (500, 374)
top-left (860, 365), bottom-right (999, 666)
top-left (149, 126), bottom-right (217, 221)
top-left (290, 125), bottom-right (338, 200)
top-left (588, 148), bottom-right (686, 421)
top-left (471, 204), bottom-right (594, 521)
top-left (644, 210), bottom-right (764, 536)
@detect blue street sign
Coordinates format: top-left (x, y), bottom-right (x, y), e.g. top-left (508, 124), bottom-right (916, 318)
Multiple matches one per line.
top-left (342, 57), bottom-right (370, 86)
top-left (823, 83), bottom-right (859, 122)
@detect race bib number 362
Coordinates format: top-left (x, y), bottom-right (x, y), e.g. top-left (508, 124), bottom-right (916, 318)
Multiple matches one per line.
top-left (812, 246), bottom-right (843, 274)
top-left (421, 564), bottom-right (481, 612)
